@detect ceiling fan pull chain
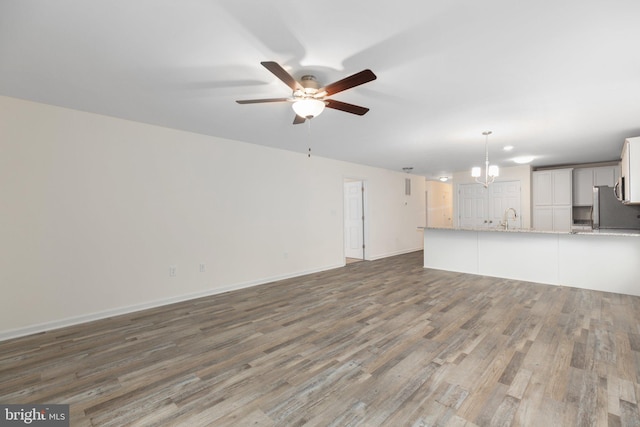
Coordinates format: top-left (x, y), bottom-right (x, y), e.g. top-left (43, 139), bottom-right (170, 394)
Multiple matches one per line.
top-left (307, 118), bottom-right (312, 158)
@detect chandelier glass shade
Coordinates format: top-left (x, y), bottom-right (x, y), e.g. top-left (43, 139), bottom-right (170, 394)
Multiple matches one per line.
top-left (472, 131), bottom-right (499, 187)
top-left (292, 99), bottom-right (326, 119)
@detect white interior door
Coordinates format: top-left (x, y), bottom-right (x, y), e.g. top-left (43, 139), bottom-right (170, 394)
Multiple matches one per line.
top-left (489, 181), bottom-right (522, 228)
top-left (459, 181), bottom-right (521, 228)
top-left (442, 185), bottom-right (453, 227)
top-left (459, 184), bottom-right (488, 228)
top-left (344, 181), bottom-right (364, 259)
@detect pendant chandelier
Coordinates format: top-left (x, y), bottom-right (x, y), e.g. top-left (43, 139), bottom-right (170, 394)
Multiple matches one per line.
top-left (471, 131), bottom-right (499, 187)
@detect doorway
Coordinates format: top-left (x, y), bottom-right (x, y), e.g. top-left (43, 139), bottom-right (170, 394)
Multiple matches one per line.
top-left (425, 190), bottom-right (429, 227)
top-left (344, 179), bottom-right (365, 263)
top-left (425, 181), bottom-right (454, 227)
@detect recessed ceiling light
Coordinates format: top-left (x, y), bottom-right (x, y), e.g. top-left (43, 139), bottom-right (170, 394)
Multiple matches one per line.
top-left (439, 176), bottom-right (449, 182)
top-left (513, 156), bottom-right (535, 164)
top-left (503, 145), bottom-right (514, 151)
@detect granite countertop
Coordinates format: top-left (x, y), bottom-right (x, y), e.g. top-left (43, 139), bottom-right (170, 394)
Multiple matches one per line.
top-left (576, 228), bottom-right (640, 236)
top-left (419, 226), bottom-right (640, 237)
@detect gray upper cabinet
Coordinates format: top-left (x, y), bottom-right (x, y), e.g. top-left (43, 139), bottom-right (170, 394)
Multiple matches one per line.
top-left (572, 165), bottom-right (620, 206)
top-left (534, 169), bottom-right (573, 206)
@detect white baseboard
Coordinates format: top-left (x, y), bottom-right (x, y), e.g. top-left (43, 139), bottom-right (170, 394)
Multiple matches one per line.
top-left (367, 247), bottom-right (423, 261)
top-left (0, 262), bottom-right (344, 342)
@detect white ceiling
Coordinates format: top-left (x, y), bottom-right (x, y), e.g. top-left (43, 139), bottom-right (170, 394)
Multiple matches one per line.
top-left (1, 0), bottom-right (639, 179)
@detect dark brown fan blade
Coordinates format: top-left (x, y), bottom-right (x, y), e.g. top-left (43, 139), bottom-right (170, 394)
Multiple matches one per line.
top-left (325, 99), bottom-right (370, 116)
top-left (236, 97), bottom-right (290, 104)
top-left (293, 115), bottom-right (306, 125)
top-left (261, 61), bottom-right (302, 91)
top-left (318, 69), bottom-right (376, 96)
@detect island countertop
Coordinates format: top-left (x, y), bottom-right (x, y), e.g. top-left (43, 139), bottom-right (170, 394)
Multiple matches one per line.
top-left (422, 226), bottom-right (640, 296)
top-left (419, 226), bottom-right (640, 237)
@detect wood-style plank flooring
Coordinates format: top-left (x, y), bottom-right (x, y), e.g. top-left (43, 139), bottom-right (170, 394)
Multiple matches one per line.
top-left (2, 251), bottom-right (640, 426)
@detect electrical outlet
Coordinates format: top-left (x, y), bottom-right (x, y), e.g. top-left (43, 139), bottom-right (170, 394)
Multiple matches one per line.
top-left (169, 265), bottom-right (177, 277)
top-left (199, 263), bottom-right (205, 273)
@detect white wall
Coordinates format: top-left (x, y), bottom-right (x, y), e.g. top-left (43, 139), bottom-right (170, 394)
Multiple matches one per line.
top-left (452, 165), bottom-right (532, 228)
top-left (0, 96), bottom-right (425, 339)
top-left (425, 180), bottom-right (453, 227)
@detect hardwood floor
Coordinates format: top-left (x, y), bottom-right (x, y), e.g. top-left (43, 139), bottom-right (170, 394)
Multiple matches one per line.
top-left (2, 251), bottom-right (640, 426)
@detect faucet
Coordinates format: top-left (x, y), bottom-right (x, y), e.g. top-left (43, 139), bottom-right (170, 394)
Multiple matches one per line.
top-left (501, 208), bottom-right (518, 230)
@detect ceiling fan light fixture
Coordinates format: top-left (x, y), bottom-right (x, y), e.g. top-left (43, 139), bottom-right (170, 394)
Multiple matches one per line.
top-left (292, 99), bottom-right (326, 119)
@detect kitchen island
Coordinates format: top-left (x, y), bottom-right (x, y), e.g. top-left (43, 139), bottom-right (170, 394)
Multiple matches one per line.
top-left (423, 226), bottom-right (640, 296)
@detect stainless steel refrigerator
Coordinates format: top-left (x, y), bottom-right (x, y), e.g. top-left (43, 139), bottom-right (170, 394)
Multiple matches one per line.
top-left (593, 186), bottom-right (640, 229)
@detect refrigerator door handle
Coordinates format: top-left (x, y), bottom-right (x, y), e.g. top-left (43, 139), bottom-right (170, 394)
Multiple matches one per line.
top-left (592, 187), bottom-right (600, 229)
top-left (614, 177), bottom-right (626, 202)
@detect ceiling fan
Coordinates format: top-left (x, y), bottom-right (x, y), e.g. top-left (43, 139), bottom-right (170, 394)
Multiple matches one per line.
top-left (236, 61), bottom-right (377, 124)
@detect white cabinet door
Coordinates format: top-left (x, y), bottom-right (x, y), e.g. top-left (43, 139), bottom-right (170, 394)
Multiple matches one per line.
top-left (533, 168), bottom-right (572, 231)
top-left (533, 206), bottom-right (571, 231)
top-left (533, 169), bottom-right (571, 205)
top-left (593, 166), bottom-right (616, 187)
top-left (553, 169), bottom-right (573, 205)
top-left (625, 138), bottom-right (640, 202)
top-left (573, 165), bottom-right (619, 206)
top-left (533, 171), bottom-right (553, 205)
top-left (573, 168), bottom-right (594, 206)
top-left (533, 207), bottom-right (554, 231)
top-left (552, 206), bottom-right (572, 232)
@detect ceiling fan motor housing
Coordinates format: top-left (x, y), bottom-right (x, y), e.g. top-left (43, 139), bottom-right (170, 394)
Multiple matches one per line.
top-left (295, 75), bottom-right (321, 99)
